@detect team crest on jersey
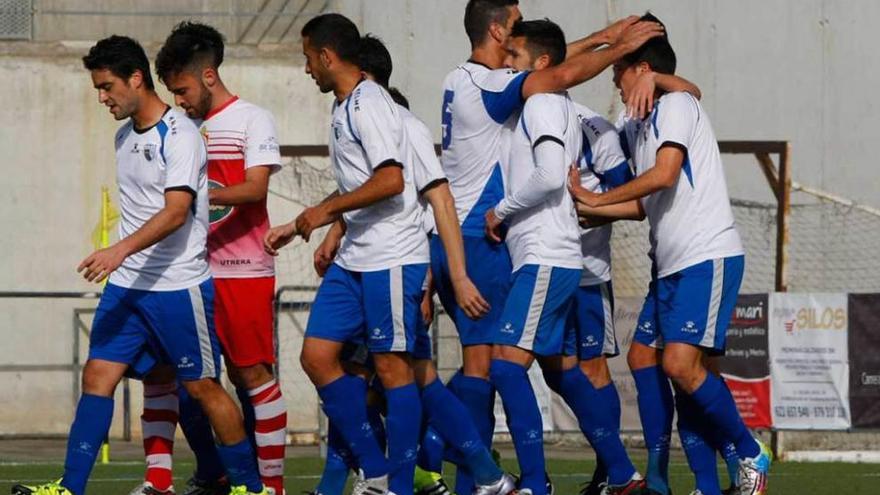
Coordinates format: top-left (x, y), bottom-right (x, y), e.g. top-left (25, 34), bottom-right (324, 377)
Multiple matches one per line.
top-left (208, 179), bottom-right (235, 224)
top-left (143, 143), bottom-right (157, 161)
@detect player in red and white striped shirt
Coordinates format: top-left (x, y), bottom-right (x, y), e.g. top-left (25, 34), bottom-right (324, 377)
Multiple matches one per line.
top-left (134, 22), bottom-right (288, 495)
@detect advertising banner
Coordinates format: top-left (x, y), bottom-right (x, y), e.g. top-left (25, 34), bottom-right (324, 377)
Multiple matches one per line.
top-left (769, 293), bottom-right (850, 429)
top-left (718, 294), bottom-right (771, 428)
top-left (847, 293), bottom-right (880, 428)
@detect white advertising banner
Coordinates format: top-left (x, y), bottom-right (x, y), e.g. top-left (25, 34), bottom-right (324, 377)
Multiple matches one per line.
top-left (769, 293), bottom-right (851, 429)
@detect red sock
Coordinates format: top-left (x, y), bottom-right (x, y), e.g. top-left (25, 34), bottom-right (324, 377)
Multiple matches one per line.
top-left (250, 379), bottom-right (287, 494)
top-left (142, 382), bottom-right (178, 492)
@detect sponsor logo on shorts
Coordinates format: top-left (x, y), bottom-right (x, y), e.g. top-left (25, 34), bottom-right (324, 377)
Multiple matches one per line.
top-left (681, 321), bottom-right (699, 333)
top-left (501, 322), bottom-right (515, 334)
top-left (370, 328), bottom-right (383, 340)
top-left (582, 335), bottom-right (599, 348)
top-left (178, 356), bottom-right (195, 369)
top-left (638, 320), bottom-right (654, 334)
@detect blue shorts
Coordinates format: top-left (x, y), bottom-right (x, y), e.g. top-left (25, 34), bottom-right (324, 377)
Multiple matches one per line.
top-left (633, 256), bottom-right (745, 355)
top-left (88, 280), bottom-right (221, 381)
top-left (430, 234), bottom-right (512, 346)
top-left (306, 263), bottom-right (428, 354)
top-left (494, 264), bottom-right (581, 356)
top-left (563, 281), bottom-right (619, 360)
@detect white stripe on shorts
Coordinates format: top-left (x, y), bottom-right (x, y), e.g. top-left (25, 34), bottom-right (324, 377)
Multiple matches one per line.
top-left (700, 259), bottom-right (725, 348)
top-left (600, 282), bottom-right (616, 355)
top-left (188, 285), bottom-right (216, 379)
top-left (517, 265), bottom-right (552, 351)
top-left (390, 266), bottom-right (406, 352)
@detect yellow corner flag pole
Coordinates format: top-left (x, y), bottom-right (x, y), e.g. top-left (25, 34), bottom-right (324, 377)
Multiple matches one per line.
top-left (97, 186), bottom-right (114, 465)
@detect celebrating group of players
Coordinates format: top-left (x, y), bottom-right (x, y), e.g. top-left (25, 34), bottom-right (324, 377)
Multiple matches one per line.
top-left (11, 2), bottom-right (774, 495)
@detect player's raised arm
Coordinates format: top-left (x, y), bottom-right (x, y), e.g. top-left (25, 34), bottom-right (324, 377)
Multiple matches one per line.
top-left (564, 15), bottom-right (641, 58)
top-left (625, 72), bottom-right (703, 120)
top-left (521, 18), bottom-right (664, 99)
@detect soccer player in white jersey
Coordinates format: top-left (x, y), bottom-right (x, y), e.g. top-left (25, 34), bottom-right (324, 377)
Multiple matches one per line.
top-left (125, 22), bottom-right (286, 495)
top-left (300, 35), bottom-right (516, 495)
top-left (439, 4), bottom-right (663, 491)
top-left (12, 36), bottom-right (267, 495)
top-left (263, 14), bottom-right (426, 495)
top-left (570, 14), bottom-right (771, 495)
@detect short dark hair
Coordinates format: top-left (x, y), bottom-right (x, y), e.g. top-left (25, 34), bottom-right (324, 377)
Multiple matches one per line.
top-left (82, 35), bottom-right (154, 90)
top-left (464, 0), bottom-right (519, 48)
top-left (301, 13), bottom-right (361, 64)
top-left (387, 87), bottom-right (409, 109)
top-left (155, 21), bottom-right (225, 83)
top-left (359, 34), bottom-right (393, 87)
top-left (510, 18), bottom-right (566, 66)
top-left (621, 13), bottom-right (676, 74)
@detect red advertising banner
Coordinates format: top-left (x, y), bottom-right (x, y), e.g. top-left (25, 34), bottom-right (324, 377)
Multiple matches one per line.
top-left (719, 294), bottom-right (772, 428)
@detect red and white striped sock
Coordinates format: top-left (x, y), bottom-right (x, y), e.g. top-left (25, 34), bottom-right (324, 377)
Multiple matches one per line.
top-left (249, 379), bottom-right (287, 494)
top-left (142, 382), bottom-right (179, 492)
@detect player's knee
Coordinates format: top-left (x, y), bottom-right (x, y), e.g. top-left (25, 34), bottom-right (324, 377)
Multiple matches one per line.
top-left (627, 343), bottom-right (659, 371)
top-left (81, 360), bottom-right (124, 397)
top-left (180, 378), bottom-right (220, 401)
top-left (299, 347), bottom-right (338, 384)
top-left (661, 357), bottom-right (700, 386)
top-left (229, 363), bottom-right (273, 389)
top-left (579, 358), bottom-right (611, 388)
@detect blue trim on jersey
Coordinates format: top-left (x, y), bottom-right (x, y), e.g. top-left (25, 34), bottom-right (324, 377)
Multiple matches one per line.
top-left (441, 90), bottom-right (454, 150)
top-left (604, 161), bottom-right (634, 189)
top-left (651, 101), bottom-right (661, 139)
top-left (461, 162), bottom-right (505, 236)
top-left (481, 72), bottom-right (528, 124)
top-left (582, 132), bottom-right (594, 173)
top-left (156, 120), bottom-right (169, 164)
top-left (682, 155), bottom-right (694, 187)
top-left (345, 96), bottom-right (362, 148)
top-left (618, 130), bottom-right (631, 160)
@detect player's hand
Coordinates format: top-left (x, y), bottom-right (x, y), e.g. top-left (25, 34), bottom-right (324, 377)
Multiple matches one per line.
top-left (593, 15), bottom-right (640, 45)
top-left (77, 245), bottom-right (128, 283)
top-left (295, 204), bottom-right (333, 242)
top-left (568, 165), bottom-right (585, 195)
top-left (452, 276), bottom-right (491, 320)
top-left (313, 235), bottom-right (339, 277)
top-left (484, 209), bottom-right (503, 243)
top-left (627, 71), bottom-right (657, 119)
top-left (614, 19), bottom-right (665, 55)
top-left (420, 288), bottom-right (435, 325)
top-left (263, 221), bottom-right (298, 256)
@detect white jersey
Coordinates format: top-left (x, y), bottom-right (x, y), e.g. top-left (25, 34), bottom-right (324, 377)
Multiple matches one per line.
top-left (329, 80), bottom-right (429, 271)
top-left (110, 107), bottom-right (211, 291)
top-left (440, 61), bottom-right (529, 235)
top-left (400, 105), bottom-right (447, 234)
top-left (618, 92), bottom-right (743, 278)
top-left (573, 102), bottom-right (633, 286)
top-left (497, 92), bottom-right (583, 272)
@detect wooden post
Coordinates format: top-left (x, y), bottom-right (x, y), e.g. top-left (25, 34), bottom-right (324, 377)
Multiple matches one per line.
top-left (775, 143), bottom-right (791, 293)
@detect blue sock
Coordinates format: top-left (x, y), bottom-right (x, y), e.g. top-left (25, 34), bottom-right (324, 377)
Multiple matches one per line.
top-left (418, 426), bottom-right (445, 473)
top-left (318, 375), bottom-right (389, 478)
top-left (235, 387), bottom-right (258, 453)
top-left (61, 394), bottom-right (114, 495)
top-left (703, 382), bottom-right (747, 486)
top-left (559, 368), bottom-right (635, 486)
top-left (178, 385), bottom-right (226, 482)
top-left (367, 403), bottom-right (387, 453)
top-left (690, 373), bottom-right (760, 459)
top-left (215, 439), bottom-right (262, 492)
top-left (421, 378), bottom-right (501, 485)
top-left (593, 383), bottom-right (622, 485)
top-left (385, 383), bottom-right (422, 495)
top-left (447, 371), bottom-right (495, 494)
top-left (318, 422), bottom-right (352, 495)
top-left (676, 392), bottom-right (722, 495)
top-left (632, 366), bottom-right (673, 495)
top-left (490, 359), bottom-right (545, 494)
